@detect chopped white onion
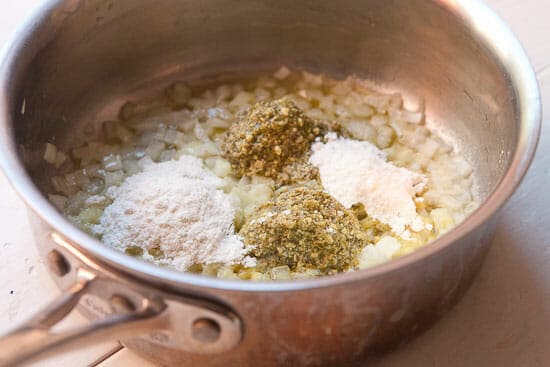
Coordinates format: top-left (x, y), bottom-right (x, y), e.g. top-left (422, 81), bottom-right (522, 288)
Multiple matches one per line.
top-left (273, 66), bottom-right (291, 80)
top-left (43, 143), bottom-right (57, 164)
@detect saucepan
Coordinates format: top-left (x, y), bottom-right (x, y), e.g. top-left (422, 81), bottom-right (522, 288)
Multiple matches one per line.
top-left (0, 0), bottom-right (540, 365)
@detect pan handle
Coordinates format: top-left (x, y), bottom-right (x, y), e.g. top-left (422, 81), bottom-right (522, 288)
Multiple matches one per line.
top-left (0, 269), bottom-right (165, 367)
top-left (0, 239), bottom-right (244, 367)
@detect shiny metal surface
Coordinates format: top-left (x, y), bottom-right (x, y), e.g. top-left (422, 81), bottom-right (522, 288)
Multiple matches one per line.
top-left (0, 0), bottom-right (540, 366)
top-left (0, 272), bottom-right (163, 367)
top-left (0, 233), bottom-right (244, 366)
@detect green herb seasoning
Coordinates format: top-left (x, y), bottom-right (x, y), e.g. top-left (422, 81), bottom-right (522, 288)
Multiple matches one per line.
top-left (275, 156), bottom-right (320, 186)
top-left (240, 187), bottom-right (367, 274)
top-left (125, 245), bottom-right (143, 257)
top-left (222, 98), bottom-right (324, 179)
top-left (147, 246), bottom-right (164, 258)
top-left (350, 202), bottom-right (368, 220)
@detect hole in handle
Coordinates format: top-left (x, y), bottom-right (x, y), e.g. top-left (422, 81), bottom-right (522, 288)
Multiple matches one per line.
top-left (191, 318), bottom-right (221, 343)
top-left (47, 249), bottom-right (71, 276)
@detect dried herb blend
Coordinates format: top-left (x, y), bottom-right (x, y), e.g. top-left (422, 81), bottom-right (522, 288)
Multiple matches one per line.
top-left (222, 98), bottom-right (324, 179)
top-left (241, 187), bottom-right (368, 274)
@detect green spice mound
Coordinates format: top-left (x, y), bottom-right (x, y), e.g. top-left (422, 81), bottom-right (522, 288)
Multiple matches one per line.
top-left (222, 98), bottom-right (323, 178)
top-left (240, 187), bottom-right (367, 274)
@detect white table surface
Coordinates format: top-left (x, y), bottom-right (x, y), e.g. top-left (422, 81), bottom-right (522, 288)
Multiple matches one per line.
top-left (0, 1), bottom-right (549, 366)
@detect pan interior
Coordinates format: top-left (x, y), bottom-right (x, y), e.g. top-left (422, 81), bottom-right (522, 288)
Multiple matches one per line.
top-left (7, 0), bottom-right (518, 236)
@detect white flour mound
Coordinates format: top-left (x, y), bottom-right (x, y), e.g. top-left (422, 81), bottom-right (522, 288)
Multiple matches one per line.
top-left (310, 134), bottom-right (427, 236)
top-left (93, 156), bottom-right (255, 271)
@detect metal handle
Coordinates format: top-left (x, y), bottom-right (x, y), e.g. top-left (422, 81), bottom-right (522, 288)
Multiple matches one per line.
top-left (0, 239), bottom-right (244, 366)
top-left (0, 268), bottom-right (165, 367)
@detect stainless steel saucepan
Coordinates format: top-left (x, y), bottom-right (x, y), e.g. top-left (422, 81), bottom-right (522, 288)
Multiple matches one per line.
top-left (0, 0), bottom-right (540, 366)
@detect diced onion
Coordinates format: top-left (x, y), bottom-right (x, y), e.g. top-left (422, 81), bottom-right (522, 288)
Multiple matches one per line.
top-left (43, 143), bottom-right (57, 164)
top-left (270, 265), bottom-right (291, 280)
top-left (145, 141), bottom-right (165, 161)
top-left (48, 194), bottom-right (67, 210)
top-left (104, 170), bottom-right (124, 187)
top-left (273, 66), bottom-right (291, 80)
top-left (430, 208), bottom-right (455, 235)
top-left (103, 154), bottom-right (123, 172)
top-left (54, 151), bottom-right (67, 168)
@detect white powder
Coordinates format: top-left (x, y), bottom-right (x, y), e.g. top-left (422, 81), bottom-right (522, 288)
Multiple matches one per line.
top-left (85, 195), bottom-right (107, 206)
top-left (93, 156), bottom-right (254, 271)
top-left (309, 134), bottom-right (427, 236)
